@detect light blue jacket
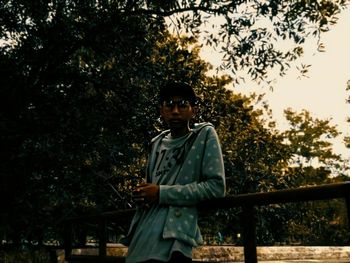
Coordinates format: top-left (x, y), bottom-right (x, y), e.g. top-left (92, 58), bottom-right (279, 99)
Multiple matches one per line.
top-left (123, 122), bottom-right (226, 247)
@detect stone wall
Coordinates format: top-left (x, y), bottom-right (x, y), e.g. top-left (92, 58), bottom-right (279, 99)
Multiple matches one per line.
top-left (71, 245), bottom-right (350, 262)
top-left (192, 246), bottom-right (350, 262)
top-left (4, 245), bottom-right (350, 262)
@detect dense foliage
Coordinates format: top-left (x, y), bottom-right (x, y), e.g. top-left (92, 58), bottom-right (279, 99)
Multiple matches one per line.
top-left (1, 0), bottom-right (349, 248)
top-left (345, 80), bottom-right (350, 149)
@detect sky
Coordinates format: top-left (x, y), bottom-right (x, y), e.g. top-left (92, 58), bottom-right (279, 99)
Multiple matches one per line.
top-left (200, 7), bottom-right (350, 159)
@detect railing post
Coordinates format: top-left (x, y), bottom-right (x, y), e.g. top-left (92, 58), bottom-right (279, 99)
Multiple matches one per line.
top-left (346, 196), bottom-right (350, 229)
top-left (63, 221), bottom-right (72, 258)
top-left (98, 219), bottom-right (107, 256)
top-left (242, 205), bottom-right (257, 263)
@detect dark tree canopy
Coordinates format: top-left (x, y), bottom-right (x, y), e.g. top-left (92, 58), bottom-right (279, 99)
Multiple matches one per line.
top-left (1, 0), bottom-right (348, 81)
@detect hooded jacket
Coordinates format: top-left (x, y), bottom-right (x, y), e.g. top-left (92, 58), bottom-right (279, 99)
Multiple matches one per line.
top-left (123, 122), bottom-right (226, 247)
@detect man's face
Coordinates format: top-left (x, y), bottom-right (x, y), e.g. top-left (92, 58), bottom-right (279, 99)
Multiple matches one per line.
top-left (160, 96), bottom-right (196, 130)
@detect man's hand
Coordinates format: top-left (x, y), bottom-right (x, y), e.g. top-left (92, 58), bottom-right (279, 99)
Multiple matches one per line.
top-left (132, 183), bottom-right (159, 208)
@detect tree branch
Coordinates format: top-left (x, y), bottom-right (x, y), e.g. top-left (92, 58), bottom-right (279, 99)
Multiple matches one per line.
top-left (120, 5), bottom-right (230, 17)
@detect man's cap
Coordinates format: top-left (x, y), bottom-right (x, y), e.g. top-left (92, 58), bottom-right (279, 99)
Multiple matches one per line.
top-left (159, 81), bottom-right (197, 106)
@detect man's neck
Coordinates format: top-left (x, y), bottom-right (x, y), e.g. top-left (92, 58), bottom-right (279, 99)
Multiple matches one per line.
top-left (170, 127), bottom-right (190, 138)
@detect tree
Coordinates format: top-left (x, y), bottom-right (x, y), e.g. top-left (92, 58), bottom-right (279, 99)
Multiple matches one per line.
top-left (1, 1), bottom-right (347, 82)
top-left (271, 108), bottom-right (348, 245)
top-left (282, 108), bottom-right (341, 186)
top-left (119, 0), bottom-right (348, 81)
top-left (194, 80), bottom-right (348, 245)
top-left (344, 80), bottom-right (350, 149)
top-left (0, 1), bottom-right (170, 244)
top-left (197, 81), bottom-right (289, 193)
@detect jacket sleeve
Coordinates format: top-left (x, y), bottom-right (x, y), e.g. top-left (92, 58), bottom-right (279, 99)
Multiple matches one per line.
top-left (158, 127), bottom-right (226, 206)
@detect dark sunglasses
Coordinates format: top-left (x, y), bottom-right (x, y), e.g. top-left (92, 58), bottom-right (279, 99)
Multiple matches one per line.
top-left (162, 99), bottom-right (191, 111)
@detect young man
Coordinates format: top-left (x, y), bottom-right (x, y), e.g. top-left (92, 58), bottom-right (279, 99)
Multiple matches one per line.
top-left (122, 82), bottom-right (226, 263)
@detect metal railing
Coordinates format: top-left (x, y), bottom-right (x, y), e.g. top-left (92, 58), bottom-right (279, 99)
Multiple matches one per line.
top-left (63, 181), bottom-right (350, 263)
